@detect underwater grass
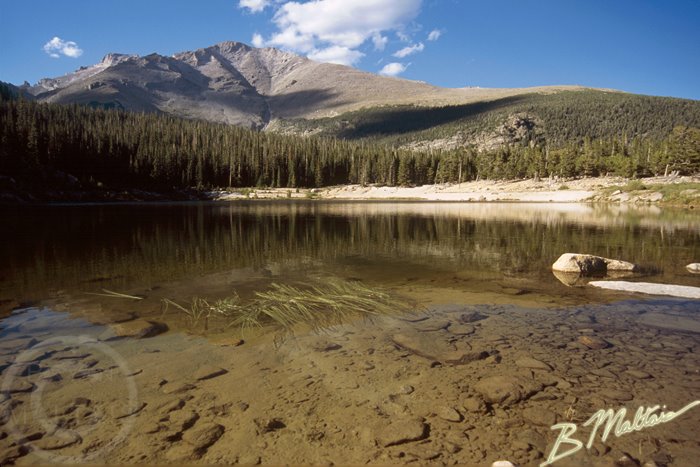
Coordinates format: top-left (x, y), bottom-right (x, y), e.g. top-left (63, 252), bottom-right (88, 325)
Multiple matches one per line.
top-left (162, 279), bottom-right (411, 333)
top-left (86, 289), bottom-right (144, 300)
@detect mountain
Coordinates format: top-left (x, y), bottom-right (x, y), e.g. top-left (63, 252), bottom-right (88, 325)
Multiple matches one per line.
top-left (15, 41), bottom-right (700, 162)
top-left (23, 41), bottom-right (587, 129)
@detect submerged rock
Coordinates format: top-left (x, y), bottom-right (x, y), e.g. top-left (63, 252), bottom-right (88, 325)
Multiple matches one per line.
top-left (182, 422), bottom-right (224, 451)
top-left (390, 332), bottom-right (487, 365)
top-left (515, 357), bottom-right (552, 371)
top-left (254, 418), bottom-right (286, 434)
top-left (578, 335), bottom-right (611, 350)
top-left (376, 419), bottom-right (428, 447)
top-left (194, 365), bottom-right (228, 381)
top-left (552, 270), bottom-right (586, 287)
top-left (110, 319), bottom-right (168, 338)
top-left (639, 312), bottom-right (700, 333)
top-left (474, 375), bottom-right (543, 407)
top-left (589, 281), bottom-right (700, 299)
top-left (552, 253), bottom-right (638, 275)
top-left (436, 406), bottom-right (463, 422)
top-left (458, 311), bottom-right (488, 323)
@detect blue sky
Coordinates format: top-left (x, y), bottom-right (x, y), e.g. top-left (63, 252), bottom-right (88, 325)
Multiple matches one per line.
top-left (1, 0), bottom-right (699, 99)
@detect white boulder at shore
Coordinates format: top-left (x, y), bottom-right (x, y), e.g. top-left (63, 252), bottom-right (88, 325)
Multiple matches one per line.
top-left (687, 263), bottom-right (700, 274)
top-left (552, 253), bottom-right (638, 275)
top-left (589, 281), bottom-right (700, 299)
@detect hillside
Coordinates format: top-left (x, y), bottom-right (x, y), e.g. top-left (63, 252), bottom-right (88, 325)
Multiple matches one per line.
top-left (1, 86), bottom-right (699, 204)
top-left (273, 90), bottom-right (700, 151)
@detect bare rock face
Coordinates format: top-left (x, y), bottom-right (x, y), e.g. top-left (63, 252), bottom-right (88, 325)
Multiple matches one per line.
top-left (24, 40), bottom-right (584, 131)
top-left (552, 253), bottom-right (638, 276)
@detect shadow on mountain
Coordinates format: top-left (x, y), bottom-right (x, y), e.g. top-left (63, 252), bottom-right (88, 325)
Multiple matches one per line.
top-left (268, 88), bottom-right (343, 119)
top-left (335, 95), bottom-right (530, 139)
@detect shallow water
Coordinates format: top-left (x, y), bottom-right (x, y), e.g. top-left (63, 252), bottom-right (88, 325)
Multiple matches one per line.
top-left (1, 202), bottom-right (699, 465)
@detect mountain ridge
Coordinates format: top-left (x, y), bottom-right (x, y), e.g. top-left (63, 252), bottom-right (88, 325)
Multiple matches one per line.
top-left (21, 41), bottom-right (595, 129)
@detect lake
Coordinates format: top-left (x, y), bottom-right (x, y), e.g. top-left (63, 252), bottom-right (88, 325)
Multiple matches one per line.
top-left (2, 201), bottom-right (699, 312)
top-left (1, 201), bottom-right (699, 465)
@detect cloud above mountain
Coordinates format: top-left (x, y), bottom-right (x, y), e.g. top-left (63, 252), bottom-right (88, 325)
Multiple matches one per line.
top-left (239, 0), bottom-right (272, 13)
top-left (247, 0), bottom-right (422, 67)
top-left (379, 62), bottom-right (407, 77)
top-left (43, 37), bottom-right (83, 59)
top-left (393, 42), bottom-right (424, 58)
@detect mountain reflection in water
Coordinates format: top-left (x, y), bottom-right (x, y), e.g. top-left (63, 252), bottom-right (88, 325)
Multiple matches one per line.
top-left (1, 202), bottom-right (699, 310)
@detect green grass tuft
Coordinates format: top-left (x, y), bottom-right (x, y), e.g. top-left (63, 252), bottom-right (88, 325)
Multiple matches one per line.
top-left (162, 279), bottom-right (411, 333)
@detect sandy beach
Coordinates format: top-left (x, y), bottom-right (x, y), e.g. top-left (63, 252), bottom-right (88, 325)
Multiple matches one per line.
top-left (210, 176), bottom-right (700, 205)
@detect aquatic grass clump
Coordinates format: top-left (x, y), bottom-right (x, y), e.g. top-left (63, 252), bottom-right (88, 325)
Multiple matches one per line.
top-left (235, 280), bottom-right (403, 331)
top-left (162, 294), bottom-right (244, 329)
top-left (162, 279), bottom-right (410, 333)
top-left (86, 289), bottom-right (144, 300)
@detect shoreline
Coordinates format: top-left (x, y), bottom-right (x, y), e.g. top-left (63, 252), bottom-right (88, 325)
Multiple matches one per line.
top-left (1, 175), bottom-right (698, 206)
top-left (212, 175), bottom-right (700, 206)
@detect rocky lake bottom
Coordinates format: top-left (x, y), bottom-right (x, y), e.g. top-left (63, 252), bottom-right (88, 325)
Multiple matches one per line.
top-left (1, 295), bottom-right (699, 466)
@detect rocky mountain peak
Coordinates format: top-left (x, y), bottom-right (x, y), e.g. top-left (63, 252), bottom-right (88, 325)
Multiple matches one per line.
top-left (100, 53), bottom-right (135, 67)
top-left (23, 40), bottom-right (586, 130)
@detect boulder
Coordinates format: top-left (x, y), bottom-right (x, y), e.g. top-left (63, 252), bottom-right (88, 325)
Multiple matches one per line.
top-left (687, 263), bottom-right (700, 274)
top-left (552, 253), bottom-right (638, 276)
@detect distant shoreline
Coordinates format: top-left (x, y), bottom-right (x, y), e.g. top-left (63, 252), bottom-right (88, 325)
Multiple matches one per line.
top-left (2, 175), bottom-right (698, 206)
top-left (210, 175), bottom-right (700, 207)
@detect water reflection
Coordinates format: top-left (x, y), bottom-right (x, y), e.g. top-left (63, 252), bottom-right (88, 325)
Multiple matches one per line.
top-left (1, 202), bottom-right (699, 310)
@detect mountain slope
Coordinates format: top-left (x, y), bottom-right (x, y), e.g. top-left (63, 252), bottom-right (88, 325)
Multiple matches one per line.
top-left (23, 41), bottom-right (587, 128)
top-left (275, 90), bottom-right (700, 151)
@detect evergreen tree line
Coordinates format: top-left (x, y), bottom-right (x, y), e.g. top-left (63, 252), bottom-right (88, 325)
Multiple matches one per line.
top-left (1, 89), bottom-right (699, 194)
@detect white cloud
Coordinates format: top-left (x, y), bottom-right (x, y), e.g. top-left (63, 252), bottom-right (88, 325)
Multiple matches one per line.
top-left (43, 37), bottom-right (83, 59)
top-left (379, 62), bottom-right (407, 77)
top-left (372, 33), bottom-right (388, 51)
top-left (427, 29), bottom-right (442, 41)
top-left (397, 31), bottom-right (411, 42)
top-left (239, 0), bottom-right (270, 13)
top-left (251, 32), bottom-right (266, 48)
top-left (257, 0), bottom-right (422, 65)
top-left (393, 42), bottom-right (424, 58)
top-left (308, 45), bottom-right (364, 65)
